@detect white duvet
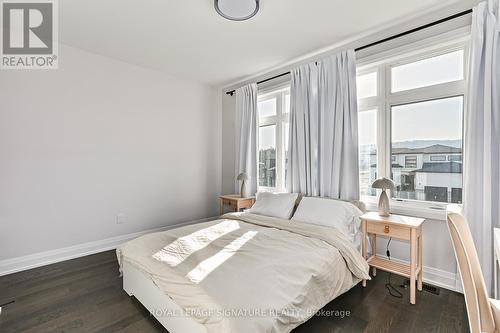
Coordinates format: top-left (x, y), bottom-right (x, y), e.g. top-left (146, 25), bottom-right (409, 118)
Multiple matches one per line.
top-left (116, 212), bottom-right (370, 333)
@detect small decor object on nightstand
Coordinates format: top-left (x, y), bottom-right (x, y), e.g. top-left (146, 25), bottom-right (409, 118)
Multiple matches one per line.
top-left (237, 172), bottom-right (250, 198)
top-left (372, 177), bottom-right (395, 217)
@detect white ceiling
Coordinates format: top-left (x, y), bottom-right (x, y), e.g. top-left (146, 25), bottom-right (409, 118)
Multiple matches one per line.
top-left (60, 0), bottom-right (473, 86)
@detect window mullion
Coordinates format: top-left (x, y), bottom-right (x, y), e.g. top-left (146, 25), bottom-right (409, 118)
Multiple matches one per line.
top-left (259, 116), bottom-right (276, 127)
top-left (384, 64), bottom-right (392, 181)
top-left (387, 81), bottom-right (466, 106)
top-left (276, 93), bottom-right (283, 191)
top-left (378, 64), bottom-right (389, 181)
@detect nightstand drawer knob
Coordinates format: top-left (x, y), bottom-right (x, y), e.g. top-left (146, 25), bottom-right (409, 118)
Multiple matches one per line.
top-left (384, 225), bottom-right (390, 234)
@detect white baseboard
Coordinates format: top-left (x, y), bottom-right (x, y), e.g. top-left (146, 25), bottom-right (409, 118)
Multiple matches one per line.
top-left (376, 254), bottom-right (459, 292)
top-left (0, 216), bottom-right (218, 277)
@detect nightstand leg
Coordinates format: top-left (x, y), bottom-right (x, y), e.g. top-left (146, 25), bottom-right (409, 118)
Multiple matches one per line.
top-left (410, 228), bottom-right (417, 304)
top-left (418, 231), bottom-right (423, 291)
top-left (219, 199), bottom-right (224, 215)
top-left (372, 234), bottom-right (377, 276)
top-left (362, 219), bottom-right (367, 287)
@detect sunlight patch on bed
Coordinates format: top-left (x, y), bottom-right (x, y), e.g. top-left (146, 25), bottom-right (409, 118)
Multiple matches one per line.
top-left (187, 231), bottom-right (258, 284)
top-left (153, 220), bottom-right (240, 266)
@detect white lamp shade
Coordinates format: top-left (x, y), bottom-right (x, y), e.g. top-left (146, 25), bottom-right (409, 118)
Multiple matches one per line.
top-left (237, 172), bottom-right (249, 181)
top-left (372, 177), bottom-right (395, 190)
top-left (215, 0), bottom-right (259, 21)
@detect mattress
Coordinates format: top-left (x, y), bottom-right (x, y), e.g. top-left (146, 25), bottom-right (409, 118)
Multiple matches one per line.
top-left (117, 212), bottom-right (370, 333)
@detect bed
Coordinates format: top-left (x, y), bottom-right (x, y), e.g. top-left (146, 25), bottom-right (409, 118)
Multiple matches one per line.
top-left (117, 197), bottom-right (370, 333)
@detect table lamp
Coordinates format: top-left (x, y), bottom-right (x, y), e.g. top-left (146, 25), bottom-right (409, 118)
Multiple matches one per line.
top-left (237, 172), bottom-right (250, 198)
top-left (372, 177), bottom-right (395, 217)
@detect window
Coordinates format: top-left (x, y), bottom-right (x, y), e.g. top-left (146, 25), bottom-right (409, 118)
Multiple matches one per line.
top-left (392, 97), bottom-right (463, 202)
top-left (258, 98), bottom-right (277, 117)
top-left (357, 38), bottom-right (467, 208)
top-left (258, 125), bottom-right (276, 187)
top-left (430, 155), bottom-right (447, 161)
top-left (391, 50), bottom-right (464, 92)
top-left (257, 86), bottom-right (290, 191)
top-left (404, 156), bottom-right (417, 168)
top-left (357, 71), bottom-right (378, 99)
top-left (358, 109), bottom-right (377, 196)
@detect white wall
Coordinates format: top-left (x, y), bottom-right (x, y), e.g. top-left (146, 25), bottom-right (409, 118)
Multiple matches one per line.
top-left (0, 45), bottom-right (220, 261)
top-left (415, 173), bottom-right (462, 191)
top-left (221, 93), bottom-right (236, 195)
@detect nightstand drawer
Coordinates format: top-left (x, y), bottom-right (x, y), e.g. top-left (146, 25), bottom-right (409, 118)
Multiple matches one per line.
top-left (238, 198), bottom-right (254, 207)
top-left (366, 222), bottom-right (411, 241)
top-left (222, 199), bottom-right (235, 207)
top-left (219, 195), bottom-right (256, 215)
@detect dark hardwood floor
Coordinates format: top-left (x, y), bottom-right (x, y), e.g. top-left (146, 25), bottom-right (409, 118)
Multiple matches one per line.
top-left (0, 251), bottom-right (469, 333)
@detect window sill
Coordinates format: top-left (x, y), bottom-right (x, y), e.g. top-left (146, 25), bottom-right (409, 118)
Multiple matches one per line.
top-left (361, 196), bottom-right (451, 221)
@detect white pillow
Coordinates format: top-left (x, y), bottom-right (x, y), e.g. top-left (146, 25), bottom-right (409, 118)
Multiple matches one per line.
top-left (291, 197), bottom-right (363, 246)
top-left (247, 192), bottom-right (299, 219)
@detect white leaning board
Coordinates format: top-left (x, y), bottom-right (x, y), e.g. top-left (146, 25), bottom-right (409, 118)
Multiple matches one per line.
top-left (494, 228), bottom-right (500, 299)
top-left (122, 260), bottom-right (207, 333)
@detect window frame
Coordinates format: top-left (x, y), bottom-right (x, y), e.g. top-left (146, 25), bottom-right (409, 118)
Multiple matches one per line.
top-left (356, 32), bottom-right (469, 218)
top-left (257, 84), bottom-right (290, 192)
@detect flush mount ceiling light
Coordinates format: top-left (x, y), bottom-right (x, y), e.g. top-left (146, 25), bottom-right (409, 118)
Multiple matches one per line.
top-left (215, 0), bottom-right (260, 21)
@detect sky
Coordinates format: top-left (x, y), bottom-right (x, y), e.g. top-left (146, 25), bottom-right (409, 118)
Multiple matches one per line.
top-left (391, 96), bottom-right (463, 142)
top-left (359, 96), bottom-right (463, 145)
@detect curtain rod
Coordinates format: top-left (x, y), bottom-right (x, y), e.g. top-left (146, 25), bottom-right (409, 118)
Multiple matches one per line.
top-left (225, 8), bottom-right (472, 96)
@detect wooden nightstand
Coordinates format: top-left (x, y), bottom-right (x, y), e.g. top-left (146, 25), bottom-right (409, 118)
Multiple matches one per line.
top-left (361, 212), bottom-right (425, 304)
top-left (219, 194), bottom-right (255, 215)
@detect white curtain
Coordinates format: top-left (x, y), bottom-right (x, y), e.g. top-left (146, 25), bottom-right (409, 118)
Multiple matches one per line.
top-left (235, 83), bottom-right (258, 195)
top-left (318, 52), bottom-right (360, 199)
top-left (288, 63), bottom-right (320, 196)
top-left (463, 0), bottom-right (500, 294)
top-left (287, 50), bottom-right (360, 200)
